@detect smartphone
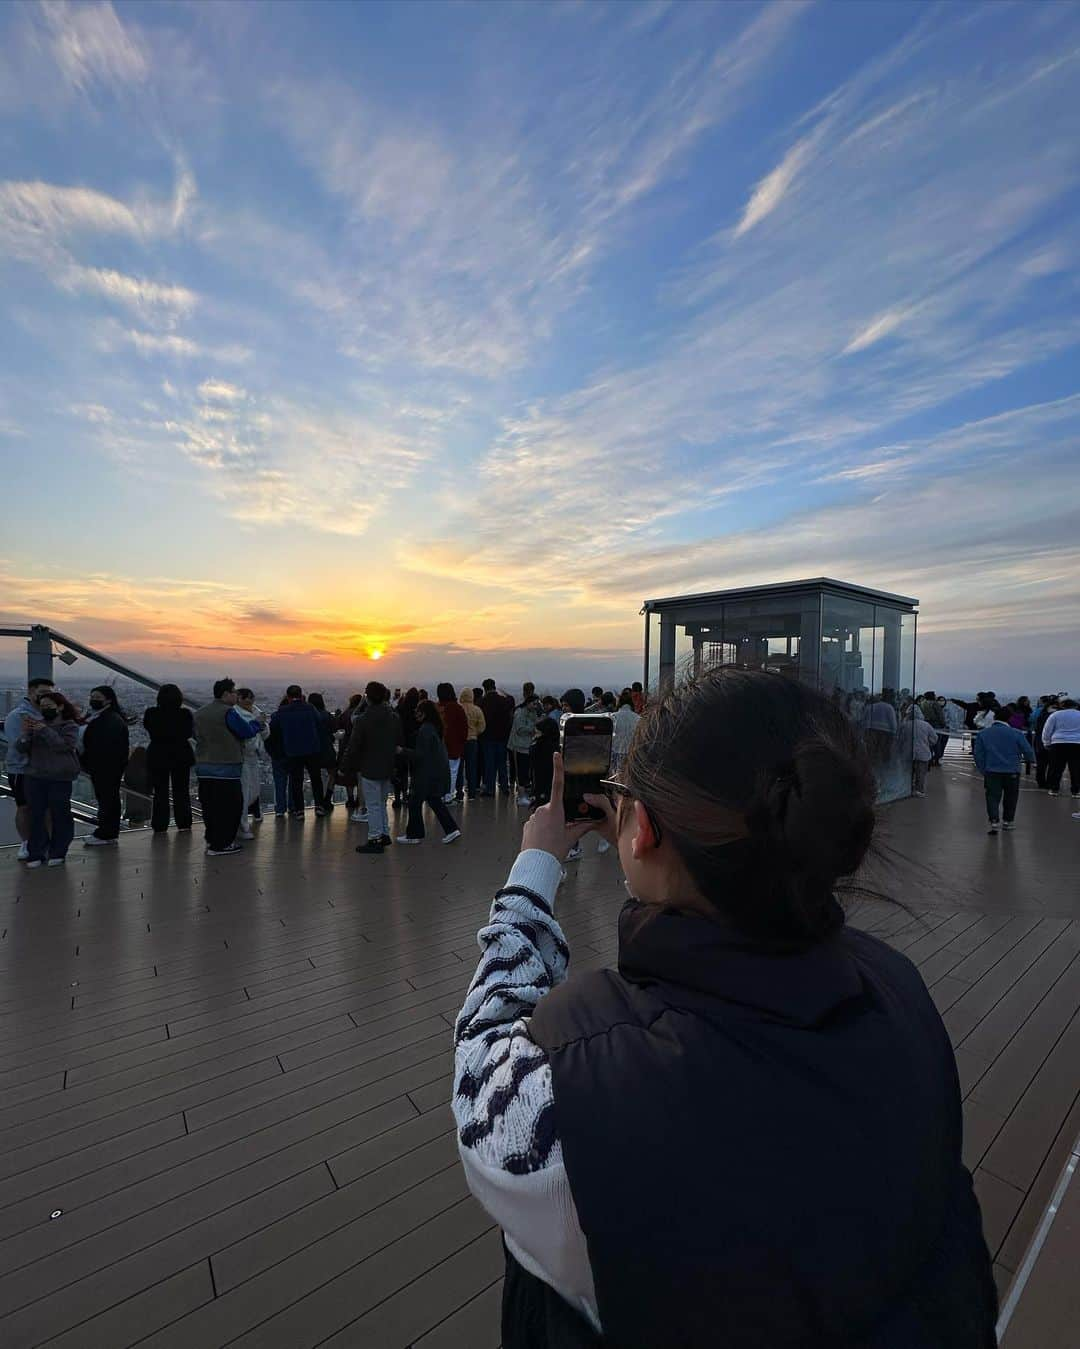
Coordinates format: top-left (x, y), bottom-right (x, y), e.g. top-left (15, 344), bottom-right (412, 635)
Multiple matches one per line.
top-left (560, 714), bottom-right (614, 822)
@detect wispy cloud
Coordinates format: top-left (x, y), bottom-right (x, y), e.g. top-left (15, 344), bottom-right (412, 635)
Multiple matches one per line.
top-left (733, 131), bottom-right (818, 237)
top-left (39, 0), bottom-right (149, 95)
top-left (62, 265), bottom-right (196, 314)
top-left (842, 307), bottom-right (911, 355)
top-left (198, 379), bottom-right (247, 403)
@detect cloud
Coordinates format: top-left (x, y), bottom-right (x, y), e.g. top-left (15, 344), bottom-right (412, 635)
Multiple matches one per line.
top-left (733, 132), bottom-right (819, 237)
top-left (842, 307), bottom-right (911, 355)
top-left (123, 330), bottom-right (201, 359)
top-left (63, 265), bottom-right (196, 314)
top-left (198, 379), bottom-right (247, 402)
top-left (39, 0), bottom-right (149, 95)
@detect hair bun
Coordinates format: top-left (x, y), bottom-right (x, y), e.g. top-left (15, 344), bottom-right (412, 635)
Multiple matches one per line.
top-left (776, 737), bottom-right (876, 881)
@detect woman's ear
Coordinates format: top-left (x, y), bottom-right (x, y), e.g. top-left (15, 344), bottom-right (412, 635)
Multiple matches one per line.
top-left (631, 799), bottom-right (659, 859)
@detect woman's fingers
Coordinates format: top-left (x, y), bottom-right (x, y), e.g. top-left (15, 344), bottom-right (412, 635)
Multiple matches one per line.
top-left (582, 792), bottom-right (618, 845)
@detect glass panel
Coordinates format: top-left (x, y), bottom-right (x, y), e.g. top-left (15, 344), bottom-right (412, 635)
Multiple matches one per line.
top-left (719, 597), bottom-right (806, 681)
top-left (646, 611), bottom-right (661, 696)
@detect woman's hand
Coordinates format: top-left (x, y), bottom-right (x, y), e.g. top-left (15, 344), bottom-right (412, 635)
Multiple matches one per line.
top-left (581, 791), bottom-right (618, 847)
top-left (521, 753), bottom-right (593, 861)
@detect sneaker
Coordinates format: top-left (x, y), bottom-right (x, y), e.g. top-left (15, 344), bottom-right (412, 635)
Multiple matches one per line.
top-left (314, 807), bottom-right (329, 818)
top-left (395, 836), bottom-right (421, 845)
top-left (375, 834), bottom-right (392, 847)
top-left (1048, 791), bottom-right (1060, 797)
top-left (517, 794), bottom-right (533, 807)
top-left (274, 812), bottom-right (287, 818)
top-left (47, 857), bottom-right (66, 867)
top-left (17, 842), bottom-right (29, 861)
top-left (442, 829), bottom-right (461, 845)
top-left (237, 829), bottom-right (255, 841)
top-left (206, 843), bottom-right (243, 856)
top-left (177, 824), bottom-right (192, 831)
top-left (83, 836), bottom-right (117, 847)
top-left (1002, 822), bottom-right (1016, 831)
top-left (442, 793), bottom-right (455, 804)
top-left (350, 809), bottom-right (366, 823)
top-left (912, 790), bottom-right (926, 798)
top-left (355, 841), bottom-right (385, 855)
top-left (26, 859), bottom-right (43, 869)
top-left (987, 823), bottom-right (999, 835)
top-left (289, 811), bottom-right (305, 820)
top-left (597, 838), bottom-right (611, 854)
top-left (1072, 812), bottom-right (1080, 820)
top-left (1072, 793), bottom-right (1080, 801)
top-left (567, 844), bottom-right (583, 860)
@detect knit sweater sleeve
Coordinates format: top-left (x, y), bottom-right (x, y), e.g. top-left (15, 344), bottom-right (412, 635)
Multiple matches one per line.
top-left (453, 849), bottom-right (600, 1330)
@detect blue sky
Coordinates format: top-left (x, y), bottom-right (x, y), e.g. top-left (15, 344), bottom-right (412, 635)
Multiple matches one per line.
top-left (1, 0), bottom-right (1078, 692)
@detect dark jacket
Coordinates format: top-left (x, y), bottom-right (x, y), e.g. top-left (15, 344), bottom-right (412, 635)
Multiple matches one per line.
top-left (438, 699), bottom-right (469, 759)
top-left (480, 689), bottom-right (513, 742)
top-left (143, 706), bottom-right (195, 770)
top-left (405, 722), bottom-right (450, 800)
top-left (522, 900), bottom-right (997, 1349)
top-left (342, 703), bottom-right (403, 782)
top-left (18, 719), bottom-right (81, 781)
top-left (312, 707), bottom-right (336, 767)
top-left (81, 707), bottom-right (129, 778)
top-left (269, 700), bottom-right (321, 758)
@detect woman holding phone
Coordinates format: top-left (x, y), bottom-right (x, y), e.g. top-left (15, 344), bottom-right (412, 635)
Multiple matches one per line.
top-left (452, 669), bottom-right (996, 1348)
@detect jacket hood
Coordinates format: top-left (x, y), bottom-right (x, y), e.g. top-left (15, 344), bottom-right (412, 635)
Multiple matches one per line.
top-left (459, 687), bottom-right (474, 704)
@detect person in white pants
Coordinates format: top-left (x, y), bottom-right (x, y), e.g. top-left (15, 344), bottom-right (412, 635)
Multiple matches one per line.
top-left (234, 689), bottom-right (268, 840)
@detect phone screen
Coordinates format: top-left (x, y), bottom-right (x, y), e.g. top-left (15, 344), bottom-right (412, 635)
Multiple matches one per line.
top-left (561, 715), bottom-right (613, 822)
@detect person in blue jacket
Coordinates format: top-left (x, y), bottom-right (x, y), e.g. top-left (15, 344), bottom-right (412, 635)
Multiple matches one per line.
top-left (973, 714), bottom-right (1035, 835)
top-left (269, 686), bottom-right (330, 818)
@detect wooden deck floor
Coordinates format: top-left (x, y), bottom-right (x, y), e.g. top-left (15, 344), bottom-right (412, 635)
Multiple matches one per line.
top-left (1, 762), bottom-right (1078, 1347)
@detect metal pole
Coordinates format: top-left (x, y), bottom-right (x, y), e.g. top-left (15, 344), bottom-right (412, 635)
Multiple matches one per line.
top-left (27, 625), bottom-right (53, 683)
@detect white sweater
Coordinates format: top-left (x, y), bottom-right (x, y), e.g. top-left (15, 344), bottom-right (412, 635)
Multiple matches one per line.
top-left (1042, 708), bottom-right (1080, 745)
top-left (452, 850), bottom-right (600, 1332)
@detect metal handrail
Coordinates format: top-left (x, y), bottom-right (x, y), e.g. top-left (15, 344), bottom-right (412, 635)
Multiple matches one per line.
top-left (0, 624), bottom-right (199, 707)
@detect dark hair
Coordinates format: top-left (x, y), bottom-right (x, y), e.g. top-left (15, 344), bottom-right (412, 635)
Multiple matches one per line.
top-left (28, 676), bottom-right (55, 691)
top-left (213, 678), bottom-right (235, 700)
top-left (347, 692), bottom-right (364, 709)
top-left (417, 689), bottom-right (429, 701)
top-left (156, 683), bottom-right (184, 710)
top-left (1061, 698), bottom-right (1078, 710)
top-left (562, 688), bottom-right (586, 714)
top-left (541, 695), bottom-right (558, 711)
top-left (236, 687), bottom-right (254, 701)
top-left (624, 669), bottom-right (876, 943)
top-left (523, 682), bottom-right (535, 698)
top-left (365, 681), bottom-right (387, 704)
top-left (592, 686), bottom-right (604, 698)
top-left (91, 685), bottom-right (121, 711)
top-left (436, 682), bottom-right (456, 703)
top-left (417, 699), bottom-right (443, 734)
top-left (618, 690), bottom-right (635, 709)
top-left (473, 687), bottom-right (484, 703)
top-left (602, 691), bottom-right (617, 710)
top-left (37, 689), bottom-right (79, 721)
top-left (308, 692), bottom-right (327, 712)
top-left (482, 678), bottom-right (496, 692)
top-left (535, 716), bottom-right (559, 743)
top-left (286, 684), bottom-right (303, 699)
top-left (632, 681), bottom-right (643, 693)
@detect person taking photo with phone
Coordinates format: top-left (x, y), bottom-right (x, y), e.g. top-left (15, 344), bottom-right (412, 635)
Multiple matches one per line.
top-left (452, 668), bottom-right (996, 1349)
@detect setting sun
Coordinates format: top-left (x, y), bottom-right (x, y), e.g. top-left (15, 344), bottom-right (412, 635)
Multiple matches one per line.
top-left (368, 647), bottom-right (384, 661)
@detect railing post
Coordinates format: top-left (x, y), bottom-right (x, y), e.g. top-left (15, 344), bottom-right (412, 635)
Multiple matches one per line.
top-left (27, 625), bottom-right (53, 682)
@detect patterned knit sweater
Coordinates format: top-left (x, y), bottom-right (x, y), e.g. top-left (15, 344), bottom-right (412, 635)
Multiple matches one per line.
top-left (452, 849), bottom-right (600, 1331)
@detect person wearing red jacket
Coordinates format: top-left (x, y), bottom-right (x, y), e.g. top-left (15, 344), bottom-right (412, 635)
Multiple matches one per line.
top-left (437, 683), bottom-right (469, 803)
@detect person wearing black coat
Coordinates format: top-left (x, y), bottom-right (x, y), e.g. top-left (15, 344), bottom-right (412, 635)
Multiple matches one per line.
top-left (81, 685), bottom-right (130, 846)
top-left (143, 684), bottom-right (194, 832)
top-left (397, 700), bottom-right (460, 844)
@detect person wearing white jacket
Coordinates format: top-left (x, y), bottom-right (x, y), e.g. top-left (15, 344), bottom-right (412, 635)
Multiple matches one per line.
top-left (908, 707), bottom-right (938, 797)
top-left (234, 689), bottom-right (269, 838)
top-left (1042, 700), bottom-right (1080, 798)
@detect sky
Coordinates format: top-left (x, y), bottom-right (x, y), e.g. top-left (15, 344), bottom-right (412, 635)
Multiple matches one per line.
top-left (1, 0), bottom-right (1078, 694)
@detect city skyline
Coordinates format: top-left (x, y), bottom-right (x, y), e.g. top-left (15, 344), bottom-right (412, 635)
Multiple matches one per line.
top-left (2, 1), bottom-right (1078, 694)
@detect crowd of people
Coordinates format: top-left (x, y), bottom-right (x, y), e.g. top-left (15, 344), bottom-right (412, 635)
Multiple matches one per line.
top-left (2, 674), bottom-right (648, 863)
top-left (5, 669), bottom-right (1076, 864)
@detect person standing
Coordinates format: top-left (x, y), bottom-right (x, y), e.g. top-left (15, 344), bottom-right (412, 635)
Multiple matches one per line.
top-left (861, 694), bottom-right (898, 765)
top-left (307, 692), bottom-right (338, 809)
top-left (17, 689), bottom-right (81, 867)
top-left (81, 685), bottom-right (129, 848)
top-left (509, 696), bottom-right (542, 805)
top-left (266, 696), bottom-right (291, 817)
top-left (908, 706), bottom-right (938, 797)
top-left (586, 686), bottom-right (605, 712)
top-left (1032, 696), bottom-right (1059, 790)
top-left (479, 679), bottom-right (514, 796)
top-left (336, 693), bottom-right (365, 812)
top-left (611, 690), bottom-right (640, 777)
top-left (343, 681), bottom-right (403, 855)
top-left (974, 715), bottom-right (1035, 834)
top-left (143, 684), bottom-right (195, 833)
top-left (233, 689), bottom-right (268, 839)
top-left (270, 686), bottom-right (329, 818)
top-left (393, 687), bottom-right (421, 807)
top-left (918, 691), bottom-right (948, 768)
top-left (4, 676), bottom-right (55, 860)
top-left (193, 677), bottom-right (261, 856)
top-left (1043, 699), bottom-right (1080, 799)
top-left (397, 700), bottom-right (461, 844)
top-left (630, 680), bottom-right (645, 714)
top-left (459, 687), bottom-right (486, 799)
top-left (437, 684), bottom-right (469, 804)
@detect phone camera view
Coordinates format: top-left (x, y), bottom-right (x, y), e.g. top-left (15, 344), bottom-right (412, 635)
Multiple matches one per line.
top-left (562, 717), bottom-right (613, 821)
top-left (563, 734), bottom-right (612, 776)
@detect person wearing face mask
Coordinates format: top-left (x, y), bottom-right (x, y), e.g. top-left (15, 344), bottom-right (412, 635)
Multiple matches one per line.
top-left (453, 669), bottom-right (997, 1349)
top-left (3, 676), bottom-right (56, 860)
top-left (17, 691), bottom-right (81, 867)
top-left (80, 685), bottom-right (130, 848)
